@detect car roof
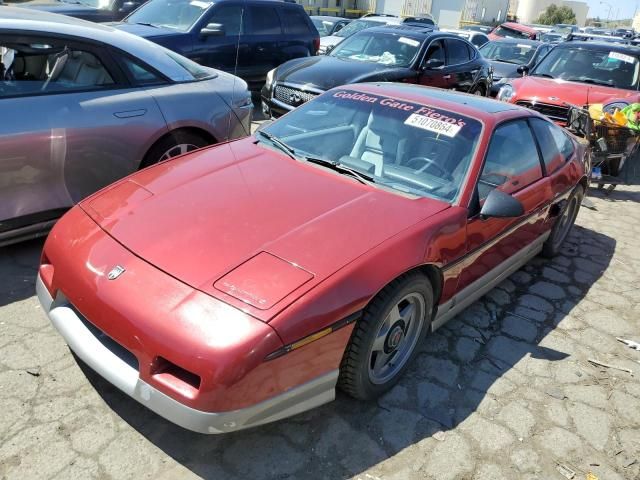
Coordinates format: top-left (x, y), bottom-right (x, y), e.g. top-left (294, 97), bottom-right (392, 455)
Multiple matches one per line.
top-left (356, 16), bottom-right (403, 24)
top-left (558, 40), bottom-right (640, 55)
top-left (370, 24), bottom-right (444, 39)
top-left (347, 83), bottom-right (523, 117)
top-left (486, 38), bottom-right (541, 46)
top-left (499, 22), bottom-right (538, 34)
top-left (311, 15), bottom-right (348, 21)
top-left (441, 28), bottom-right (485, 36)
top-left (0, 6), bottom-right (196, 81)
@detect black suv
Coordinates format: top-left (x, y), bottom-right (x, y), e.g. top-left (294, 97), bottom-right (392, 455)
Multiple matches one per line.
top-left (113, 0), bottom-right (319, 89)
top-left (261, 25), bottom-right (492, 117)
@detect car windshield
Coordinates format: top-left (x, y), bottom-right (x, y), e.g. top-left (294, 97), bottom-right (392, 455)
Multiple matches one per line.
top-left (532, 46), bottom-right (640, 90)
top-left (261, 90), bottom-right (482, 202)
top-left (493, 25), bottom-right (532, 39)
top-left (335, 19), bottom-right (383, 38)
top-left (330, 32), bottom-right (421, 67)
top-left (312, 19), bottom-right (334, 37)
top-left (125, 0), bottom-right (212, 31)
top-left (480, 41), bottom-right (536, 64)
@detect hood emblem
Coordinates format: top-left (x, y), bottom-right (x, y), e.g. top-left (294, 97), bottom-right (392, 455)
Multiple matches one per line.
top-left (107, 265), bottom-right (126, 280)
top-left (289, 92), bottom-right (302, 104)
top-left (548, 96), bottom-right (560, 101)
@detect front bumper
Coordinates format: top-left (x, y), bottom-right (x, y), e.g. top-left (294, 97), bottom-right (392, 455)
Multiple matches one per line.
top-left (37, 274), bottom-right (338, 434)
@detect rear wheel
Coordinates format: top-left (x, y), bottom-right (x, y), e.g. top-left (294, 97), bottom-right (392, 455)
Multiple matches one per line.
top-left (542, 185), bottom-right (584, 258)
top-left (338, 273), bottom-right (433, 400)
top-left (140, 131), bottom-right (211, 169)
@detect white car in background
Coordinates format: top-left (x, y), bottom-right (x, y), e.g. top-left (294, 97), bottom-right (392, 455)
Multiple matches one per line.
top-left (318, 16), bottom-right (404, 54)
top-left (441, 28), bottom-right (490, 48)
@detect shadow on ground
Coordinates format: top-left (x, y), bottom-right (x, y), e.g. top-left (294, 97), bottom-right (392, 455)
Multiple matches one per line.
top-left (0, 237), bottom-right (44, 307)
top-left (78, 223), bottom-right (615, 479)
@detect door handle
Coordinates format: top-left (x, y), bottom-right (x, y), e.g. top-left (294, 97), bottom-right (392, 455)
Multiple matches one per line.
top-left (113, 109), bottom-right (147, 119)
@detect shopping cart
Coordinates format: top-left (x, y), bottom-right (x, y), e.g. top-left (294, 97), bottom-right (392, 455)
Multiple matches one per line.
top-left (566, 105), bottom-right (640, 193)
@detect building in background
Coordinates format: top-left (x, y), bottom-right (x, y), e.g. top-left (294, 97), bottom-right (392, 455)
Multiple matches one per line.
top-left (633, 12), bottom-right (640, 31)
top-left (515, 0), bottom-right (589, 26)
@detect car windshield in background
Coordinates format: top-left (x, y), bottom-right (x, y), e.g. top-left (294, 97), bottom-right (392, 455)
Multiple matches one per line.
top-left (261, 90), bottom-right (482, 202)
top-left (330, 32), bottom-right (421, 67)
top-left (335, 19), bottom-right (382, 38)
top-left (125, 0), bottom-right (211, 31)
top-left (532, 47), bottom-right (640, 90)
top-left (493, 26), bottom-right (532, 39)
top-left (312, 19), bottom-right (334, 37)
top-left (480, 41), bottom-right (536, 64)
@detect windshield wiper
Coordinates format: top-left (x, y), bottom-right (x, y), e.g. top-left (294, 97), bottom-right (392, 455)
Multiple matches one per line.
top-left (565, 77), bottom-right (612, 86)
top-left (493, 58), bottom-right (519, 64)
top-left (303, 156), bottom-right (375, 185)
top-left (255, 130), bottom-right (297, 160)
top-left (532, 73), bottom-right (555, 79)
top-left (135, 22), bottom-right (159, 27)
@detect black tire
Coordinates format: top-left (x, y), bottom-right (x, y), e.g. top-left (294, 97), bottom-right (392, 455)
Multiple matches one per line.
top-left (338, 273), bottom-right (433, 400)
top-left (542, 184), bottom-right (584, 258)
top-left (140, 131), bottom-right (211, 169)
top-left (471, 84), bottom-right (486, 96)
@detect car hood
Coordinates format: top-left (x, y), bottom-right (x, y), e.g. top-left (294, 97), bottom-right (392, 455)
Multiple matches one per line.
top-left (275, 56), bottom-right (415, 91)
top-left (109, 22), bottom-right (183, 40)
top-left (488, 60), bottom-right (519, 79)
top-left (510, 76), bottom-right (640, 105)
top-left (81, 137), bottom-right (449, 320)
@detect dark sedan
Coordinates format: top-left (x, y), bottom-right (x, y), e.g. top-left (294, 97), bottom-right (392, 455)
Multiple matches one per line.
top-left (261, 25), bottom-right (492, 117)
top-left (14, 0), bottom-right (146, 22)
top-left (479, 39), bottom-right (554, 96)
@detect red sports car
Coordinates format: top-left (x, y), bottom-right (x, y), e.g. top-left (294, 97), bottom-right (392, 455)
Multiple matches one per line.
top-left (37, 84), bottom-right (588, 433)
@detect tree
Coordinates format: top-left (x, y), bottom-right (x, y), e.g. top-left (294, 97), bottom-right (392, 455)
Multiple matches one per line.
top-left (535, 4), bottom-right (577, 25)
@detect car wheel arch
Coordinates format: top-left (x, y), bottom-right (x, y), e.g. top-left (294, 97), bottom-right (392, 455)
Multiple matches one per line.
top-left (139, 127), bottom-right (217, 169)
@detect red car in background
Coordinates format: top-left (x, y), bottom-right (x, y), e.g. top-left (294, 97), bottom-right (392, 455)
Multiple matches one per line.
top-left (37, 84), bottom-right (588, 433)
top-left (488, 22), bottom-right (540, 41)
top-left (497, 41), bottom-right (640, 124)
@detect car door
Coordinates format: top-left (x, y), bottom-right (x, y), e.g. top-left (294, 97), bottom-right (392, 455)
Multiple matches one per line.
top-left (243, 3), bottom-right (284, 83)
top-left (190, 3), bottom-right (247, 74)
top-left (0, 35), bottom-right (166, 229)
top-left (443, 38), bottom-right (476, 92)
top-left (457, 119), bottom-right (553, 292)
top-left (418, 39), bottom-right (450, 89)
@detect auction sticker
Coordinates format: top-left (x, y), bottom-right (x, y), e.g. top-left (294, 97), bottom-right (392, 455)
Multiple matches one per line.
top-left (404, 113), bottom-right (462, 137)
top-left (609, 51), bottom-right (636, 64)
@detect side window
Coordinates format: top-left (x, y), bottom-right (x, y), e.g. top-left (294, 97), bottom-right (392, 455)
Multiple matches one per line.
top-left (248, 6), bottom-right (282, 35)
top-left (1, 42), bottom-right (114, 98)
top-left (424, 40), bottom-right (445, 64)
top-left (446, 38), bottom-right (471, 65)
top-left (471, 34), bottom-right (487, 48)
top-left (121, 57), bottom-right (164, 85)
top-left (529, 118), bottom-right (565, 174)
top-left (281, 9), bottom-right (311, 35)
top-left (208, 5), bottom-right (244, 36)
top-left (478, 120), bottom-right (543, 201)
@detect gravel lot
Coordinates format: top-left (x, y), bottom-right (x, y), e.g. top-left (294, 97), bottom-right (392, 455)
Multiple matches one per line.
top-left (2, 118), bottom-right (640, 479)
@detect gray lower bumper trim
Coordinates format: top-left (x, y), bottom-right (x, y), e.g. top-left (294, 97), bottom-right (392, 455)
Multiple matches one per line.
top-left (36, 275), bottom-right (338, 434)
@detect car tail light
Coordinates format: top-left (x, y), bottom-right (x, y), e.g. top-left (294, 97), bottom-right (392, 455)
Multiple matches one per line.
top-left (39, 251), bottom-right (55, 296)
top-left (151, 356), bottom-right (201, 399)
top-left (313, 36), bottom-right (320, 55)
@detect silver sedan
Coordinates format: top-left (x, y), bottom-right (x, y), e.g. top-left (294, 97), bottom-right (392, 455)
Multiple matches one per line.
top-left (0, 7), bottom-right (252, 246)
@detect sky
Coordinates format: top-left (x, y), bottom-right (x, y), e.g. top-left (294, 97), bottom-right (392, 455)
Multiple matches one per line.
top-left (585, 0), bottom-right (638, 20)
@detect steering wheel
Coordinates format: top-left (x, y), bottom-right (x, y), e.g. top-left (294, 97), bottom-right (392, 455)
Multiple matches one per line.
top-left (406, 156), bottom-right (452, 181)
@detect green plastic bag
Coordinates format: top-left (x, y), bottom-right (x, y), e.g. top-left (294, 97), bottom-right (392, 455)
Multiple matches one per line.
top-left (621, 103), bottom-right (640, 131)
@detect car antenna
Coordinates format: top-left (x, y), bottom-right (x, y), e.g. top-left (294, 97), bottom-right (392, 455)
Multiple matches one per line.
top-left (227, 1), bottom-right (247, 142)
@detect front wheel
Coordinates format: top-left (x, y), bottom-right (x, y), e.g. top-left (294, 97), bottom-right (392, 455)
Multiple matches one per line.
top-left (542, 184), bottom-right (584, 258)
top-left (140, 131), bottom-right (210, 169)
top-left (338, 273), bottom-right (433, 400)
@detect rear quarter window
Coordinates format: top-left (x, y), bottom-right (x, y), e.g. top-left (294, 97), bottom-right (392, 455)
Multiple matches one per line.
top-left (248, 6), bottom-right (282, 35)
top-left (281, 9), bottom-right (312, 35)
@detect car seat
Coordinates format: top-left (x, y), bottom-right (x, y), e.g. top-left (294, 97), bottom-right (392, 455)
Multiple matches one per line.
top-left (349, 109), bottom-right (400, 175)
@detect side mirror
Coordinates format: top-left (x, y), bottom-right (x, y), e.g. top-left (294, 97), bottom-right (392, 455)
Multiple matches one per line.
top-left (324, 44), bottom-right (336, 54)
top-left (119, 1), bottom-right (140, 13)
top-left (480, 189), bottom-right (524, 219)
top-left (200, 23), bottom-right (225, 38)
top-left (423, 58), bottom-right (445, 70)
top-left (517, 65), bottom-right (530, 76)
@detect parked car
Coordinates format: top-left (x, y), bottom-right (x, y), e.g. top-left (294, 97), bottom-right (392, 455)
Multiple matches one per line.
top-left (37, 83), bottom-right (588, 433)
top-left (441, 28), bottom-right (489, 48)
top-left (311, 15), bottom-right (350, 37)
top-left (479, 39), bottom-right (554, 96)
top-left (497, 41), bottom-right (640, 124)
top-left (13, 0), bottom-right (146, 22)
top-left (112, 0), bottom-right (319, 89)
top-left (489, 22), bottom-right (540, 41)
top-left (318, 15), bottom-right (403, 54)
top-left (461, 24), bottom-right (493, 34)
top-left (262, 26), bottom-right (492, 117)
top-left (0, 8), bottom-right (252, 246)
